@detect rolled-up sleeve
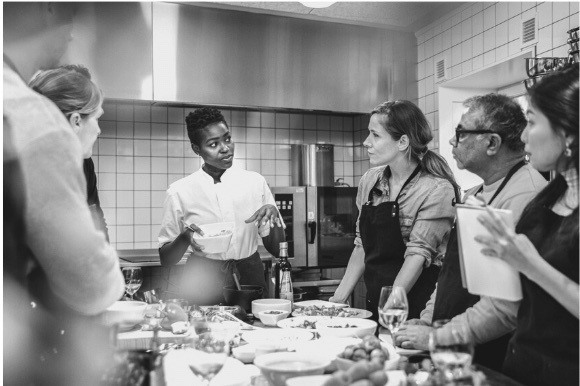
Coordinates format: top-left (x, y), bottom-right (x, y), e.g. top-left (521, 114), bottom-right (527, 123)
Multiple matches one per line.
top-left (158, 190), bottom-right (183, 248)
top-left (404, 181), bottom-right (455, 267)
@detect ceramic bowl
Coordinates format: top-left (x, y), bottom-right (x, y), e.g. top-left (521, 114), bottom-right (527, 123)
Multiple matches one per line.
top-left (257, 310), bottom-right (291, 326)
top-left (223, 285), bottom-right (264, 312)
top-left (315, 317), bottom-right (377, 339)
top-left (192, 222), bottom-right (234, 254)
top-left (102, 301), bottom-right (147, 329)
top-left (254, 352), bottom-right (330, 386)
top-left (251, 298), bottom-right (292, 315)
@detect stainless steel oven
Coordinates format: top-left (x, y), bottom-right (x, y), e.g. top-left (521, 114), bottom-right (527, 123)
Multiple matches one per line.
top-left (271, 186), bottom-right (358, 268)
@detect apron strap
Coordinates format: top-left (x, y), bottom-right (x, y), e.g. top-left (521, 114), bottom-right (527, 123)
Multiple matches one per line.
top-left (475, 160), bottom-right (527, 205)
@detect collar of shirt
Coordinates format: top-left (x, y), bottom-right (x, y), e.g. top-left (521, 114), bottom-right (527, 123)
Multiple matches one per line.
top-left (375, 165), bottom-right (421, 201)
top-left (561, 167), bottom-right (579, 209)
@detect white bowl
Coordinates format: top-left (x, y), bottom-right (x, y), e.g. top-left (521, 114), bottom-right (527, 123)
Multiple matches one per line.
top-left (251, 298), bottom-right (292, 315)
top-left (257, 310), bottom-right (291, 326)
top-left (316, 317), bottom-right (377, 339)
top-left (102, 300), bottom-right (147, 329)
top-left (254, 352), bottom-right (330, 386)
top-left (192, 222), bottom-right (234, 254)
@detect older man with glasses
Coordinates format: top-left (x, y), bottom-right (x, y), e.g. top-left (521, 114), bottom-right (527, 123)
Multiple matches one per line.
top-left (393, 93), bottom-right (547, 371)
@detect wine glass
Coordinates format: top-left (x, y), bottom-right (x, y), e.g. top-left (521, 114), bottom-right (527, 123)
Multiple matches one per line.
top-left (429, 319), bottom-right (474, 382)
top-left (122, 267), bottom-right (143, 300)
top-left (377, 285), bottom-right (408, 334)
top-left (188, 330), bottom-right (230, 385)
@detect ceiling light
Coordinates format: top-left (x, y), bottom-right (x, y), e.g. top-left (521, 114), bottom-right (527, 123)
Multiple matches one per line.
top-left (300, 2), bottom-right (335, 8)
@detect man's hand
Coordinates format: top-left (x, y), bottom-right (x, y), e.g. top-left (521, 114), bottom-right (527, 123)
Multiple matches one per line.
top-left (245, 204), bottom-right (283, 228)
top-left (392, 324), bottom-right (433, 350)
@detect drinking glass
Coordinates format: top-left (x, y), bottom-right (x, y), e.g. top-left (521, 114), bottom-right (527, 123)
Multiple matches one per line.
top-left (377, 285), bottom-right (409, 334)
top-left (122, 267), bottom-right (143, 300)
top-left (189, 331), bottom-right (230, 385)
top-left (429, 319), bottom-right (474, 381)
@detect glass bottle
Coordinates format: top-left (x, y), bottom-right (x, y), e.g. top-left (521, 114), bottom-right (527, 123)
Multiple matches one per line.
top-left (277, 242), bottom-right (293, 305)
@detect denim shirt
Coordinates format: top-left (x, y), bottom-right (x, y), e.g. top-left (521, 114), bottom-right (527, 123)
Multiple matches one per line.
top-left (354, 165), bottom-right (455, 267)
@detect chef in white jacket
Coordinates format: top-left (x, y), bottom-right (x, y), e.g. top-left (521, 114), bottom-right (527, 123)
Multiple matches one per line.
top-left (158, 107), bottom-right (285, 305)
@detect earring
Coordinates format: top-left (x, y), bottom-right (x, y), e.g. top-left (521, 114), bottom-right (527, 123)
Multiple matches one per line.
top-left (565, 147), bottom-right (572, 157)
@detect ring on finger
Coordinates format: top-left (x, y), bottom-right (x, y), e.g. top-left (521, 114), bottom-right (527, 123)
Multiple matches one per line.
top-left (497, 238), bottom-right (509, 247)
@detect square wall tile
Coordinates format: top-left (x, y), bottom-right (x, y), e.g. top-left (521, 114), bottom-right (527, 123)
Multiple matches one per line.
top-left (275, 113), bottom-right (290, 129)
top-left (473, 33), bottom-right (484, 56)
top-left (117, 173), bottom-right (134, 190)
top-left (289, 114), bottom-right (303, 129)
top-left (247, 111), bottom-right (261, 127)
top-left (168, 124), bottom-right (184, 140)
top-left (102, 208), bottom-right (116, 225)
top-left (538, 2), bottom-right (553, 28)
top-left (168, 107), bottom-right (184, 124)
top-left (247, 159), bottom-right (261, 173)
top-left (260, 144), bottom-right (276, 159)
top-left (117, 208), bottom-right (134, 225)
top-left (261, 160), bottom-right (276, 175)
top-left (289, 129), bottom-right (303, 144)
top-left (247, 127), bottom-right (260, 143)
top-left (134, 157), bottom-right (151, 174)
top-left (461, 39), bottom-right (473, 62)
top-left (508, 2), bottom-right (521, 18)
top-left (231, 110), bottom-right (246, 126)
top-left (134, 173), bottom-right (151, 190)
top-left (304, 115), bottom-right (317, 130)
top-left (117, 122), bottom-right (133, 138)
top-left (508, 15), bottom-right (522, 42)
top-left (117, 191), bottom-right (134, 207)
top-left (330, 116), bottom-right (343, 131)
top-left (483, 28), bottom-right (496, 52)
top-left (134, 122), bottom-right (151, 139)
top-left (151, 140), bottom-right (168, 157)
top-left (117, 104), bottom-right (134, 121)
top-left (152, 106), bottom-right (168, 123)
top-left (275, 128), bottom-right (290, 144)
top-left (461, 19), bottom-right (472, 41)
top-left (102, 103), bottom-right (117, 121)
top-left (151, 191), bottom-right (166, 208)
top-left (151, 123), bottom-right (167, 140)
top-left (317, 115), bottom-right (330, 130)
top-left (452, 24), bottom-right (462, 45)
top-left (152, 174), bottom-right (168, 190)
top-left (100, 121), bottom-right (116, 138)
top-left (473, 11), bottom-right (484, 35)
top-left (553, 18), bottom-right (570, 48)
top-left (537, 25), bottom-right (553, 55)
top-left (135, 191), bottom-right (151, 208)
top-left (246, 144), bottom-right (261, 158)
top-left (275, 175), bottom-right (290, 187)
top-left (168, 157), bottom-right (184, 174)
top-left (261, 112), bottom-right (275, 128)
top-left (496, 44), bottom-right (508, 61)
top-left (275, 144), bottom-right (291, 160)
top-left (151, 157), bottom-right (168, 173)
top-left (134, 105), bottom-right (150, 122)
top-left (168, 141), bottom-right (184, 157)
top-left (98, 173), bottom-right (116, 190)
top-left (117, 139), bottom-right (134, 156)
top-left (304, 130), bottom-right (317, 144)
top-left (317, 130), bottom-right (331, 143)
top-left (261, 128), bottom-right (275, 143)
top-left (99, 138), bottom-right (116, 155)
top-left (135, 225), bottom-right (151, 242)
top-left (235, 143), bottom-right (246, 159)
top-left (116, 226), bottom-right (134, 243)
top-left (99, 191), bottom-right (116, 208)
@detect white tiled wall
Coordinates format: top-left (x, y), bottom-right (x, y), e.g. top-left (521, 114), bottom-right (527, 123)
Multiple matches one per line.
top-left (415, 1), bottom-right (578, 143)
top-left (94, 101), bottom-right (366, 249)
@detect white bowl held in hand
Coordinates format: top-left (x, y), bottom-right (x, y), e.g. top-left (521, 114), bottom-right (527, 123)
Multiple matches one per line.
top-left (102, 300), bottom-right (147, 329)
top-left (316, 317), bottom-right (377, 339)
top-left (254, 352), bottom-right (330, 386)
top-left (192, 222), bottom-right (234, 254)
top-left (251, 298), bottom-right (292, 315)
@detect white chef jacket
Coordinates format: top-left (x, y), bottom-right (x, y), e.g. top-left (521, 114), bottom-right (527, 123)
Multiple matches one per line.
top-left (158, 165), bottom-right (277, 260)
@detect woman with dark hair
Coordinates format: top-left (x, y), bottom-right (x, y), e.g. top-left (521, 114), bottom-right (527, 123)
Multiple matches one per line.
top-left (158, 107), bottom-right (285, 305)
top-left (330, 100), bottom-right (459, 319)
top-left (29, 64), bottom-right (109, 240)
top-left (476, 63), bottom-right (578, 385)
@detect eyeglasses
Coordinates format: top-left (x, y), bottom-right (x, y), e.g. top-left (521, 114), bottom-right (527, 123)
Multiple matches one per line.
top-left (453, 128), bottom-right (498, 146)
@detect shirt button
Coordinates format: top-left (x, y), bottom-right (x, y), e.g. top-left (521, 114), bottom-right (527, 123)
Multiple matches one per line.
top-left (511, 348), bottom-right (516, 354)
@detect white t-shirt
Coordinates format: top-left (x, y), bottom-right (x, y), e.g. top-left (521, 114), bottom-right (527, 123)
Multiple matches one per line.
top-left (158, 165), bottom-right (277, 260)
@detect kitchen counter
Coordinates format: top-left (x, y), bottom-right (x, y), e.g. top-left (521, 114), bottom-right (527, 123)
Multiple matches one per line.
top-left (118, 246), bottom-right (275, 267)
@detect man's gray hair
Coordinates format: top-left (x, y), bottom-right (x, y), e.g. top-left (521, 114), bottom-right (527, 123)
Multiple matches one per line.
top-left (464, 93), bottom-right (527, 152)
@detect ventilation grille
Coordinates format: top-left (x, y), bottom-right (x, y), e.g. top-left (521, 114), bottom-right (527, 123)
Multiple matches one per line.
top-left (521, 16), bottom-right (538, 48)
top-left (434, 58), bottom-right (447, 83)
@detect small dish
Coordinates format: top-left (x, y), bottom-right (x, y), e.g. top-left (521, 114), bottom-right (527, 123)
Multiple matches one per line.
top-left (191, 222), bottom-right (234, 254)
top-left (251, 298), bottom-right (292, 315)
top-left (254, 352), bottom-right (330, 386)
top-left (257, 310), bottom-right (290, 326)
top-left (316, 317), bottom-right (377, 339)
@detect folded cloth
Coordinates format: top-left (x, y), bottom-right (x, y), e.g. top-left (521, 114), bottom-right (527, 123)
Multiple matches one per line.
top-left (164, 349), bottom-right (259, 386)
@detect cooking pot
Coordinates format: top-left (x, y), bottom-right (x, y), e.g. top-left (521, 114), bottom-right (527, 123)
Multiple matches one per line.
top-left (223, 285), bottom-right (264, 312)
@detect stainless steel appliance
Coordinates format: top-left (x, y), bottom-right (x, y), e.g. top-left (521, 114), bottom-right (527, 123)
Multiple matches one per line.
top-left (271, 186), bottom-right (358, 268)
top-left (291, 144), bottom-right (334, 186)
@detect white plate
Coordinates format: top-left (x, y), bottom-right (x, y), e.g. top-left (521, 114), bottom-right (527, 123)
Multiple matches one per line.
top-left (276, 316), bottom-right (330, 331)
top-left (292, 307), bottom-right (372, 319)
top-left (293, 300), bottom-right (348, 308)
top-left (241, 328), bottom-right (314, 345)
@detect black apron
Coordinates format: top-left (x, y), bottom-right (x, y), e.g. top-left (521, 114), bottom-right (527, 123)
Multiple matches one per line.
top-left (361, 165), bottom-right (440, 320)
top-left (502, 192), bottom-right (579, 386)
top-left (433, 160), bottom-right (525, 371)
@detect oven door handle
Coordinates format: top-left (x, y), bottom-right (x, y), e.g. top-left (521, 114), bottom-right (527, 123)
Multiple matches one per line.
top-left (307, 220), bottom-right (317, 244)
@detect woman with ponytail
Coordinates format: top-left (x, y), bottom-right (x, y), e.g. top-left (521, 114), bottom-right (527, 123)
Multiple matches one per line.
top-left (330, 100), bottom-right (458, 319)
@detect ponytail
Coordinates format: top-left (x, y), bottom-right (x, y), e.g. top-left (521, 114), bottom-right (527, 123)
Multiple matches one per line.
top-left (420, 150), bottom-right (461, 202)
